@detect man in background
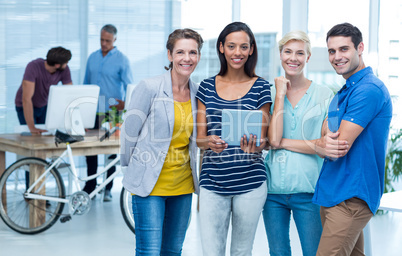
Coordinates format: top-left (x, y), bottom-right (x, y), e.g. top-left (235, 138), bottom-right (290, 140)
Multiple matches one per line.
top-left (83, 24), bottom-right (133, 201)
top-left (15, 47), bottom-right (72, 134)
top-left (313, 23), bottom-right (392, 255)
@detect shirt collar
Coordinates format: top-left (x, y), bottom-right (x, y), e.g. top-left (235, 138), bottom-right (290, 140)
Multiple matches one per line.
top-left (305, 81), bottom-right (314, 95)
top-left (99, 46), bottom-right (117, 57)
top-left (345, 66), bottom-right (372, 89)
top-left (109, 47), bottom-right (117, 55)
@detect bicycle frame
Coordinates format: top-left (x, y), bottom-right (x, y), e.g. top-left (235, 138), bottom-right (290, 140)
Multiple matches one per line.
top-left (24, 142), bottom-right (121, 203)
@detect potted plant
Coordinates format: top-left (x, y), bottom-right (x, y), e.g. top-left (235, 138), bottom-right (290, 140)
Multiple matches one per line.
top-left (99, 106), bottom-right (125, 136)
top-left (384, 128), bottom-right (402, 193)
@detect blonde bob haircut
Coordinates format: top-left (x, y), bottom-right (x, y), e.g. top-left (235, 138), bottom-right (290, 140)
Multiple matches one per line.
top-left (278, 30), bottom-right (311, 56)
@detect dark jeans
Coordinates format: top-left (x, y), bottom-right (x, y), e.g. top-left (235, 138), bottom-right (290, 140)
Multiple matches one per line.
top-left (16, 105), bottom-right (47, 125)
top-left (83, 113), bottom-right (116, 194)
top-left (16, 105), bottom-right (47, 188)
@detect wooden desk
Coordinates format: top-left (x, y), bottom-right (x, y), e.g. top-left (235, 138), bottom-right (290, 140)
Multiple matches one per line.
top-left (365, 190), bottom-right (402, 256)
top-left (0, 129), bottom-right (120, 176)
top-left (379, 191), bottom-right (402, 212)
top-left (0, 130), bottom-right (120, 228)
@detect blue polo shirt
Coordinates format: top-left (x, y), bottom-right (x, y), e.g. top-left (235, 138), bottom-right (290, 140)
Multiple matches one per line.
top-left (84, 47), bottom-right (133, 112)
top-left (312, 67), bottom-right (392, 214)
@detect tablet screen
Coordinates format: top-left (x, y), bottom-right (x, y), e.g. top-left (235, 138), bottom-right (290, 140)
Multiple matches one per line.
top-left (221, 109), bottom-right (263, 146)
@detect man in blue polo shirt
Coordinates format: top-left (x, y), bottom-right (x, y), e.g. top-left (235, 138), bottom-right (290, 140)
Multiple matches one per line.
top-left (313, 23), bottom-right (392, 255)
top-left (83, 24), bottom-right (133, 201)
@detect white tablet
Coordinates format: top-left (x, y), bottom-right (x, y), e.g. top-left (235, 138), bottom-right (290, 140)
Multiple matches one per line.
top-left (221, 109), bottom-right (263, 147)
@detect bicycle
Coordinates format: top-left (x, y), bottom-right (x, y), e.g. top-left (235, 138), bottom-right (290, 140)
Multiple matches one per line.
top-left (0, 129), bottom-right (135, 235)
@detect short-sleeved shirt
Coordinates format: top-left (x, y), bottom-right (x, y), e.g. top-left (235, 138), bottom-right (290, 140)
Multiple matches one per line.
top-left (196, 76), bottom-right (272, 195)
top-left (265, 82), bottom-right (334, 194)
top-left (15, 58), bottom-right (72, 108)
top-left (84, 47), bottom-right (133, 112)
top-left (312, 67), bottom-right (393, 214)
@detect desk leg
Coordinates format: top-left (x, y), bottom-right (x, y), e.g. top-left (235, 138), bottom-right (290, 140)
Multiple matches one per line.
top-left (1, 151), bottom-right (5, 212)
top-left (29, 160), bottom-right (46, 228)
top-left (0, 150), bottom-right (5, 175)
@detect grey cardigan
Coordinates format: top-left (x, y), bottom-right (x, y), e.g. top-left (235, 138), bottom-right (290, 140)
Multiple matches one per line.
top-left (120, 71), bottom-right (199, 197)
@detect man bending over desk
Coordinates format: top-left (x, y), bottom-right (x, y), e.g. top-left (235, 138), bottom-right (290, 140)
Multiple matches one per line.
top-left (14, 47), bottom-right (72, 135)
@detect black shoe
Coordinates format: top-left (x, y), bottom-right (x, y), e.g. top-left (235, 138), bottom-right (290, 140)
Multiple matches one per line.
top-left (104, 190), bottom-right (112, 202)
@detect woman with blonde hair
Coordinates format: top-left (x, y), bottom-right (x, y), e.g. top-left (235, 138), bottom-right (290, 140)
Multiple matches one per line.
top-left (263, 30), bottom-right (334, 256)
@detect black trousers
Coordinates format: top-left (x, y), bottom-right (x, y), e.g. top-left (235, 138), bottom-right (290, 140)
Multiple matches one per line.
top-left (82, 113), bottom-right (116, 194)
top-left (83, 154), bottom-right (115, 193)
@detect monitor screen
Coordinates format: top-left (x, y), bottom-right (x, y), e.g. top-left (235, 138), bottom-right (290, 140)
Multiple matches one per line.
top-left (45, 85), bottom-right (100, 135)
top-left (124, 84), bottom-right (137, 111)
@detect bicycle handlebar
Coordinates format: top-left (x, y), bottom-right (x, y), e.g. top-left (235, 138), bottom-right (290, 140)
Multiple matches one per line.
top-left (100, 126), bottom-right (119, 142)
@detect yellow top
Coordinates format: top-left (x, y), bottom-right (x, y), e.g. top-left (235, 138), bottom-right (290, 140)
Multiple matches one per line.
top-left (150, 100), bottom-right (194, 196)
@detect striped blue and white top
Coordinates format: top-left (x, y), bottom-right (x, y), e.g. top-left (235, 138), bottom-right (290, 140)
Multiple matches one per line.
top-left (196, 76), bottom-right (272, 195)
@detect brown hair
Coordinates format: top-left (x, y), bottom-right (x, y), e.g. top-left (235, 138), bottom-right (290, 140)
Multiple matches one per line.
top-left (165, 28), bottom-right (204, 70)
top-left (326, 23), bottom-right (362, 50)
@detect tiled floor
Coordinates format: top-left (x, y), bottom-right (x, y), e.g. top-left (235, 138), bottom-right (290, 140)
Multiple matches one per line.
top-left (1, 174), bottom-right (402, 256)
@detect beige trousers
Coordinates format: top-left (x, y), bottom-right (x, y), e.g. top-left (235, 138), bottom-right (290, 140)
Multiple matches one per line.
top-left (317, 197), bottom-right (373, 256)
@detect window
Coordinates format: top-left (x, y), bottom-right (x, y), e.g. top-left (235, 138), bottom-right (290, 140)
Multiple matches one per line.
top-left (182, 0), bottom-right (281, 83)
top-left (0, 0), bottom-right (181, 133)
top-left (379, 1), bottom-right (402, 129)
top-left (0, 0), bottom-right (83, 133)
top-left (307, 0), bottom-right (370, 89)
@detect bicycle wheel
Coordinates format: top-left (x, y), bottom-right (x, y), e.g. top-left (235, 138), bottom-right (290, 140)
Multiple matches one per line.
top-left (0, 157), bottom-right (66, 234)
top-left (120, 188), bottom-right (135, 234)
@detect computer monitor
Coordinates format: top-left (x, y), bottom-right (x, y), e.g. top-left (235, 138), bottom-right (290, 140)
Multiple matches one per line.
top-left (120, 83), bottom-right (137, 122)
top-left (45, 85), bottom-right (100, 135)
top-left (123, 83), bottom-right (137, 111)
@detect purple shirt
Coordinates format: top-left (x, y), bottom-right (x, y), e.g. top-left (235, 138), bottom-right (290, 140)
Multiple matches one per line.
top-left (15, 58), bottom-right (72, 108)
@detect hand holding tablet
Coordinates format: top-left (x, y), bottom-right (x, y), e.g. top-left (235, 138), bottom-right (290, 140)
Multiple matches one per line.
top-left (208, 135), bottom-right (228, 153)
